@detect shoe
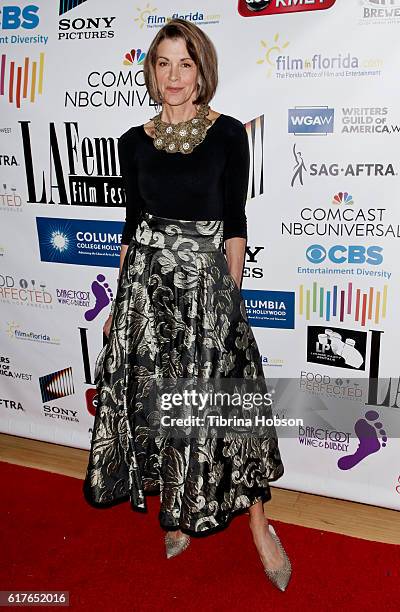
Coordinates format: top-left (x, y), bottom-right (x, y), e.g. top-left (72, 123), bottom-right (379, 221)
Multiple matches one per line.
top-left (263, 524), bottom-right (292, 592)
top-left (164, 532), bottom-right (190, 559)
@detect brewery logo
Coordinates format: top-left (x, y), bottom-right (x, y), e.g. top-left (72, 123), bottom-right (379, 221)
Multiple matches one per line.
top-left (0, 52), bottom-right (44, 108)
top-left (39, 366), bottom-right (74, 402)
top-left (239, 0), bottom-right (336, 16)
top-left (242, 289), bottom-right (295, 329)
top-left (258, 39), bottom-right (383, 80)
top-left (341, 107), bottom-right (400, 135)
top-left (36, 217), bottom-right (124, 267)
top-left (64, 48), bottom-right (149, 109)
top-left (6, 321), bottom-right (60, 345)
top-left (359, 0), bottom-right (400, 26)
top-left (307, 326), bottom-right (367, 370)
top-left (20, 121), bottom-right (126, 206)
top-left (0, 184), bottom-right (23, 213)
top-left (133, 4), bottom-right (221, 29)
top-left (0, 273), bottom-right (53, 308)
top-left (288, 107), bottom-right (334, 135)
top-left (290, 145), bottom-right (397, 187)
top-left (0, 355), bottom-right (32, 381)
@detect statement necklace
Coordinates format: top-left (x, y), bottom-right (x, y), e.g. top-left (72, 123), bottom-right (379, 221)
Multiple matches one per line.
top-left (152, 103), bottom-right (212, 154)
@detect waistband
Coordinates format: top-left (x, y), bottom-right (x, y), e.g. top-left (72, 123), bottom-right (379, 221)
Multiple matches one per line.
top-left (133, 210), bottom-right (224, 252)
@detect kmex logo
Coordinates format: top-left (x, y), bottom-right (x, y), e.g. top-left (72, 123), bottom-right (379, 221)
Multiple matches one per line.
top-left (238, 0), bottom-right (336, 17)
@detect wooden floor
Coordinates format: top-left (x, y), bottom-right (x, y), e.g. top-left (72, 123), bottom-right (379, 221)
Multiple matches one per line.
top-left (1, 432), bottom-right (399, 545)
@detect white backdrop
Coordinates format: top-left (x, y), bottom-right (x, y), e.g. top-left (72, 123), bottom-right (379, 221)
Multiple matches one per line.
top-left (1, 0), bottom-right (400, 510)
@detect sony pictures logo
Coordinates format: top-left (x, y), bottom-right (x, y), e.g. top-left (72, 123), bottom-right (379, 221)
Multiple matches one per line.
top-left (239, 0), bottom-right (336, 16)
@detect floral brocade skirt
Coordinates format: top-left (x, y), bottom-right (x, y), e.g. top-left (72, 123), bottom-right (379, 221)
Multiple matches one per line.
top-left (82, 210), bottom-right (284, 534)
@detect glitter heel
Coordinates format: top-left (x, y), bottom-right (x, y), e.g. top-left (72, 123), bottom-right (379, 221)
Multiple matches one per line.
top-left (263, 524), bottom-right (292, 592)
top-left (164, 532), bottom-right (191, 559)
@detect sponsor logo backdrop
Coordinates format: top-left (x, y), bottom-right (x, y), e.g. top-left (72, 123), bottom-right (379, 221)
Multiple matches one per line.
top-left (1, 0), bottom-right (400, 510)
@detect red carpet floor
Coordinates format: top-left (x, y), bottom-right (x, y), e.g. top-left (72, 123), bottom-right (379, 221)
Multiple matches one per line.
top-left (1, 460), bottom-right (399, 611)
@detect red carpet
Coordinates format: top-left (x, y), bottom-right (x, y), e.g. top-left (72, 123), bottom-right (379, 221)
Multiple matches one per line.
top-left (1, 460), bottom-right (399, 611)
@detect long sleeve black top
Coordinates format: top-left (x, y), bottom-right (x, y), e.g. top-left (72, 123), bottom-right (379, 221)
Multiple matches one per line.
top-left (118, 113), bottom-right (250, 245)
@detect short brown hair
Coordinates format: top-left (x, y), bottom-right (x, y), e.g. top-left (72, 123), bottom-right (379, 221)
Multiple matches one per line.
top-left (144, 18), bottom-right (218, 106)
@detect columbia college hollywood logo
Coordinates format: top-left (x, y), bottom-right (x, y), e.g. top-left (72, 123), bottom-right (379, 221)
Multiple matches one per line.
top-left (238, 0), bottom-right (336, 16)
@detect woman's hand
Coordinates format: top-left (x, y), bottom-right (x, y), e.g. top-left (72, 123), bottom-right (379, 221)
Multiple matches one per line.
top-left (103, 314), bottom-right (113, 338)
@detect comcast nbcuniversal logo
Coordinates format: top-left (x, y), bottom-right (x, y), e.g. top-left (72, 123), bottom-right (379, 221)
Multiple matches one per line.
top-left (123, 48), bottom-right (146, 66)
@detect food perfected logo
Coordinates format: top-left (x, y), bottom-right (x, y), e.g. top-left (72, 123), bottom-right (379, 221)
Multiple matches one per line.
top-left (39, 367), bottom-right (74, 402)
top-left (0, 52), bottom-right (44, 108)
top-left (288, 107), bottom-right (334, 135)
top-left (239, 0), bottom-right (336, 17)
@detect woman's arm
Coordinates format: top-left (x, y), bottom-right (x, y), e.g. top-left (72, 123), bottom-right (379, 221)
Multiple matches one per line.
top-left (222, 120), bottom-right (250, 289)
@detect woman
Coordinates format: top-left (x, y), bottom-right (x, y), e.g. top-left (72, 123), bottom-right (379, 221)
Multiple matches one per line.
top-left (83, 18), bottom-right (291, 592)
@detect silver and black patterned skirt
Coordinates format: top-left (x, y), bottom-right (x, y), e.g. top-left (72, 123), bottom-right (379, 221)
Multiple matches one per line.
top-left (83, 210), bottom-right (284, 534)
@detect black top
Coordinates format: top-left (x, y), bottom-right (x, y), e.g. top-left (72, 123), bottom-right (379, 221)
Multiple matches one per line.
top-left (118, 113), bottom-right (250, 245)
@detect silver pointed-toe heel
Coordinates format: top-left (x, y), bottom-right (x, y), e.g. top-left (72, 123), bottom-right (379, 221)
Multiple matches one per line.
top-left (164, 532), bottom-right (191, 559)
top-left (263, 524), bottom-right (292, 592)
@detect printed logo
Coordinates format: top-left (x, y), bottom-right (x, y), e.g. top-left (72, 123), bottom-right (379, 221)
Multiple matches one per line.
top-left (6, 321), bottom-right (60, 345)
top-left (359, 0), bottom-right (400, 26)
top-left (0, 154), bottom-right (17, 166)
top-left (242, 289), bottom-right (295, 329)
top-left (59, 0), bottom-right (88, 15)
top-left (290, 145), bottom-right (397, 187)
top-left (36, 217), bottom-right (123, 267)
top-left (0, 5), bottom-right (39, 29)
top-left (0, 52), bottom-right (44, 108)
top-left (298, 281), bottom-right (388, 327)
top-left (39, 367), bottom-right (74, 402)
top-left (257, 37), bottom-right (383, 80)
top-left (341, 107), bottom-right (400, 135)
top-left (134, 4), bottom-right (221, 28)
top-left (0, 184), bottom-right (23, 212)
top-left (0, 355), bottom-right (32, 382)
top-left (305, 245), bottom-right (384, 266)
top-left (239, 0), bottom-right (336, 16)
top-left (288, 107), bottom-right (334, 135)
top-left (244, 114), bottom-right (265, 199)
top-left (307, 326), bottom-right (367, 370)
top-left (0, 273), bottom-right (53, 308)
top-left (338, 410), bottom-right (387, 470)
top-left (123, 47), bottom-right (146, 66)
top-left (84, 274), bottom-right (115, 321)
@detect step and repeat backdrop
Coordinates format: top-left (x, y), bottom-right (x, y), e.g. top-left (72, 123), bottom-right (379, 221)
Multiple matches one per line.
top-left (1, 0), bottom-right (400, 510)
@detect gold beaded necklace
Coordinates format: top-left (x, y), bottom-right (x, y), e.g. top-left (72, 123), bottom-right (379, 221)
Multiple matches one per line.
top-left (151, 103), bottom-right (212, 154)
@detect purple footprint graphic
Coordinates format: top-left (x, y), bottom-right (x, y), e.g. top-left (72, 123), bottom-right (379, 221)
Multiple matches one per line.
top-left (337, 410), bottom-right (387, 471)
top-left (84, 274), bottom-right (114, 322)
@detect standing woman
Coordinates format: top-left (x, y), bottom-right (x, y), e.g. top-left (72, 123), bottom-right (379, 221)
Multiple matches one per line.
top-left (83, 18), bottom-right (291, 591)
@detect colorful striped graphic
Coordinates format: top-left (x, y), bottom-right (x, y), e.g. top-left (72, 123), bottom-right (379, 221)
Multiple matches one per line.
top-left (298, 282), bottom-right (388, 327)
top-left (39, 367), bottom-right (75, 403)
top-left (0, 52), bottom-right (44, 109)
top-left (59, 0), bottom-right (88, 16)
top-left (244, 114), bottom-right (265, 199)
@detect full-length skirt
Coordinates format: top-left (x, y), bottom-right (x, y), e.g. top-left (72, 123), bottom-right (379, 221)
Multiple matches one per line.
top-left (83, 210), bottom-right (284, 534)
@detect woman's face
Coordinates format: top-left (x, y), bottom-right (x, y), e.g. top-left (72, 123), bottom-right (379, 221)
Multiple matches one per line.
top-left (154, 37), bottom-right (198, 107)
